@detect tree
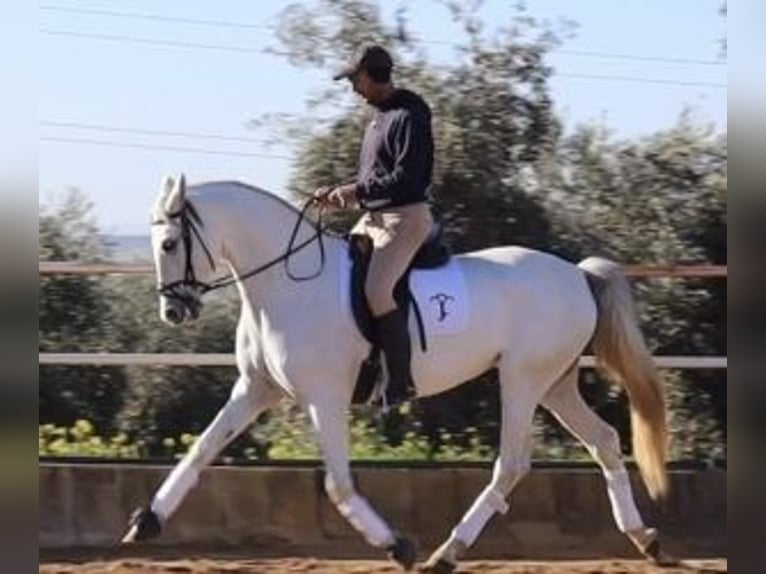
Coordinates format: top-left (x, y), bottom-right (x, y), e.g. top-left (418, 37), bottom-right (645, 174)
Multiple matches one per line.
top-left (264, 0), bottom-right (565, 251)
top-left (541, 117), bottom-right (727, 458)
top-left (258, 0), bottom-right (571, 447)
top-left (39, 190), bottom-right (127, 432)
top-left (39, 190), bottom-right (244, 453)
top-left (110, 280), bottom-right (242, 454)
top-left (258, 1), bottom-right (726, 460)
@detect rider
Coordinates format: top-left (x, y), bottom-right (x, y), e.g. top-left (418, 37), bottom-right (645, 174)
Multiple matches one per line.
top-left (316, 45), bottom-right (435, 405)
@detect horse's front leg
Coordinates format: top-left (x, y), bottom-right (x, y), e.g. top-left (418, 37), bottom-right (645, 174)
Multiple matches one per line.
top-left (306, 399), bottom-right (417, 571)
top-left (121, 374), bottom-right (282, 542)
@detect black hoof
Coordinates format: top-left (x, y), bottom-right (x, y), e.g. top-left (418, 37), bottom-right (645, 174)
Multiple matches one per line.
top-left (388, 535), bottom-right (417, 571)
top-left (419, 559), bottom-right (456, 574)
top-left (121, 507), bottom-right (162, 543)
top-left (643, 539), bottom-right (679, 567)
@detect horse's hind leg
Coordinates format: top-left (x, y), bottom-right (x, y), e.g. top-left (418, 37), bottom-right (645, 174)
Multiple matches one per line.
top-left (305, 399), bottom-right (416, 570)
top-left (541, 365), bottom-right (675, 565)
top-left (423, 360), bottom-right (544, 572)
top-left (121, 375), bottom-right (282, 542)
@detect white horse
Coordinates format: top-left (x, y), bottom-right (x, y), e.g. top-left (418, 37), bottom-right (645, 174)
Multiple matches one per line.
top-left (121, 175), bottom-right (672, 572)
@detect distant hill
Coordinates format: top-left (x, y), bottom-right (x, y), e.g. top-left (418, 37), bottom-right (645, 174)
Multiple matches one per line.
top-left (101, 234), bottom-right (151, 262)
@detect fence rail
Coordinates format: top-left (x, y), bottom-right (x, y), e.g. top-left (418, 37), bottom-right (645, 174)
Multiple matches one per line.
top-left (39, 261), bottom-right (728, 278)
top-left (39, 261), bottom-right (727, 372)
top-left (38, 352), bottom-right (726, 370)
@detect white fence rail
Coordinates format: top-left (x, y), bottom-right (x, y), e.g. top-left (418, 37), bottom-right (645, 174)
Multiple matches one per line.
top-left (38, 352), bottom-right (727, 370)
top-left (39, 261), bottom-right (729, 278)
top-left (39, 261), bottom-right (727, 372)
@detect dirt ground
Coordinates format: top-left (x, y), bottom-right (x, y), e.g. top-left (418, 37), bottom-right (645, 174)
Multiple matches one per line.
top-left (39, 557), bottom-right (727, 573)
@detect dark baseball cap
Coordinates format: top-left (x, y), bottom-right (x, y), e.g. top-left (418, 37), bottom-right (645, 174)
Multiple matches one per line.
top-left (333, 45), bottom-right (393, 81)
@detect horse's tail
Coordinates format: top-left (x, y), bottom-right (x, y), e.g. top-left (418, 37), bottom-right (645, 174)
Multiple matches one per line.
top-left (579, 256), bottom-right (668, 500)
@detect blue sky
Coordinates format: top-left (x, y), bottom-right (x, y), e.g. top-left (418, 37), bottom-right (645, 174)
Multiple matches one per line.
top-left (38, 1), bottom-right (727, 235)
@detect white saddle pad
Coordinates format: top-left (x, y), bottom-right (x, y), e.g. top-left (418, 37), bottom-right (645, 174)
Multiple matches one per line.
top-left (339, 251), bottom-right (470, 339)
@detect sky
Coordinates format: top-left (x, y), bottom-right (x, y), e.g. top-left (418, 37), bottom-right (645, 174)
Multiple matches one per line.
top-left (38, 1), bottom-right (727, 235)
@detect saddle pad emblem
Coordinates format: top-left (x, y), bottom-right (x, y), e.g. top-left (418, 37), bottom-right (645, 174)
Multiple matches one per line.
top-left (409, 261), bottom-right (469, 335)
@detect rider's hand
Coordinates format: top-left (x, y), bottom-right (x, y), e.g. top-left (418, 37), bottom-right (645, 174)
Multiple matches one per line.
top-left (312, 186), bottom-right (333, 204)
top-left (326, 184), bottom-right (358, 209)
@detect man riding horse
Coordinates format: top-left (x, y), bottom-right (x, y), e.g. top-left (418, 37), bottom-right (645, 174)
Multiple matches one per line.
top-left (121, 44), bottom-right (672, 572)
top-left (316, 45), bottom-right (435, 406)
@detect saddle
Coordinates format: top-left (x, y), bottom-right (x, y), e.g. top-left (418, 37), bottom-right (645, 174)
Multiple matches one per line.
top-left (349, 222), bottom-right (451, 404)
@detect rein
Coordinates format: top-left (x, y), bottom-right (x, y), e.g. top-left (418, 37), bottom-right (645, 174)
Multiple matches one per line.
top-left (156, 196), bottom-right (330, 301)
top-left (203, 196), bottom-right (329, 292)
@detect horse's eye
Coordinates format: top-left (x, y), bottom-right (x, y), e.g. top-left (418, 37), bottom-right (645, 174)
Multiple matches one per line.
top-left (162, 238), bottom-right (178, 252)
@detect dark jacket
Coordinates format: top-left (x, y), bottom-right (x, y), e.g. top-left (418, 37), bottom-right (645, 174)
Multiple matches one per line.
top-left (355, 88), bottom-right (434, 210)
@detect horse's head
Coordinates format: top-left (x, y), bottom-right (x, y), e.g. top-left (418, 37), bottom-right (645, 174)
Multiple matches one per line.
top-left (150, 174), bottom-right (216, 325)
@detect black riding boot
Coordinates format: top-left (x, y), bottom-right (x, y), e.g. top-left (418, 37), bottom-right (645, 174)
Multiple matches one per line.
top-left (376, 308), bottom-right (414, 406)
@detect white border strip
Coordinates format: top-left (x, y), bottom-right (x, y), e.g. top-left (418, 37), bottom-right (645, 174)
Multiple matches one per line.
top-left (39, 353), bottom-right (726, 370)
top-left (39, 261), bottom-right (728, 278)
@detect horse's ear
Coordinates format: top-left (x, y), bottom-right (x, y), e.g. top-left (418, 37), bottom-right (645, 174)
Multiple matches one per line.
top-left (162, 175), bottom-right (175, 195)
top-left (164, 173), bottom-right (186, 215)
top-left (152, 175), bottom-right (174, 221)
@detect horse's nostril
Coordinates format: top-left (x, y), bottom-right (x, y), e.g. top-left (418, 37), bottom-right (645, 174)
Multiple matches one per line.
top-left (165, 307), bottom-right (183, 324)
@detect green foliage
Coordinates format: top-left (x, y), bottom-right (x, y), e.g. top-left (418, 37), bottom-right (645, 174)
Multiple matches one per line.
top-left (104, 276), bottom-right (240, 453)
top-left (263, 0), bottom-right (569, 450)
top-left (39, 191), bottom-right (240, 449)
top-left (39, 420), bottom-right (143, 458)
top-left (540, 118), bottom-right (727, 457)
top-left (266, 0), bottom-right (565, 251)
top-left (262, 0), bottom-right (726, 460)
top-left (39, 190), bottom-right (128, 431)
top-left (38, 409), bottom-right (494, 462)
top-left (249, 402), bottom-right (493, 461)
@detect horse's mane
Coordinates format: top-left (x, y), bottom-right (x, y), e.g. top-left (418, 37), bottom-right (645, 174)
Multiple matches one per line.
top-left (190, 180), bottom-right (327, 234)
top-left (194, 180), bottom-right (304, 214)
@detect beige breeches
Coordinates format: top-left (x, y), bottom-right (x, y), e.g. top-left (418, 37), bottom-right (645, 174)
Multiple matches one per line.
top-left (351, 203), bottom-right (433, 317)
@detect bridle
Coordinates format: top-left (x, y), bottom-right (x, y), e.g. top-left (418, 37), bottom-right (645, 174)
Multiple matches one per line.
top-left (154, 196), bottom-right (329, 311)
